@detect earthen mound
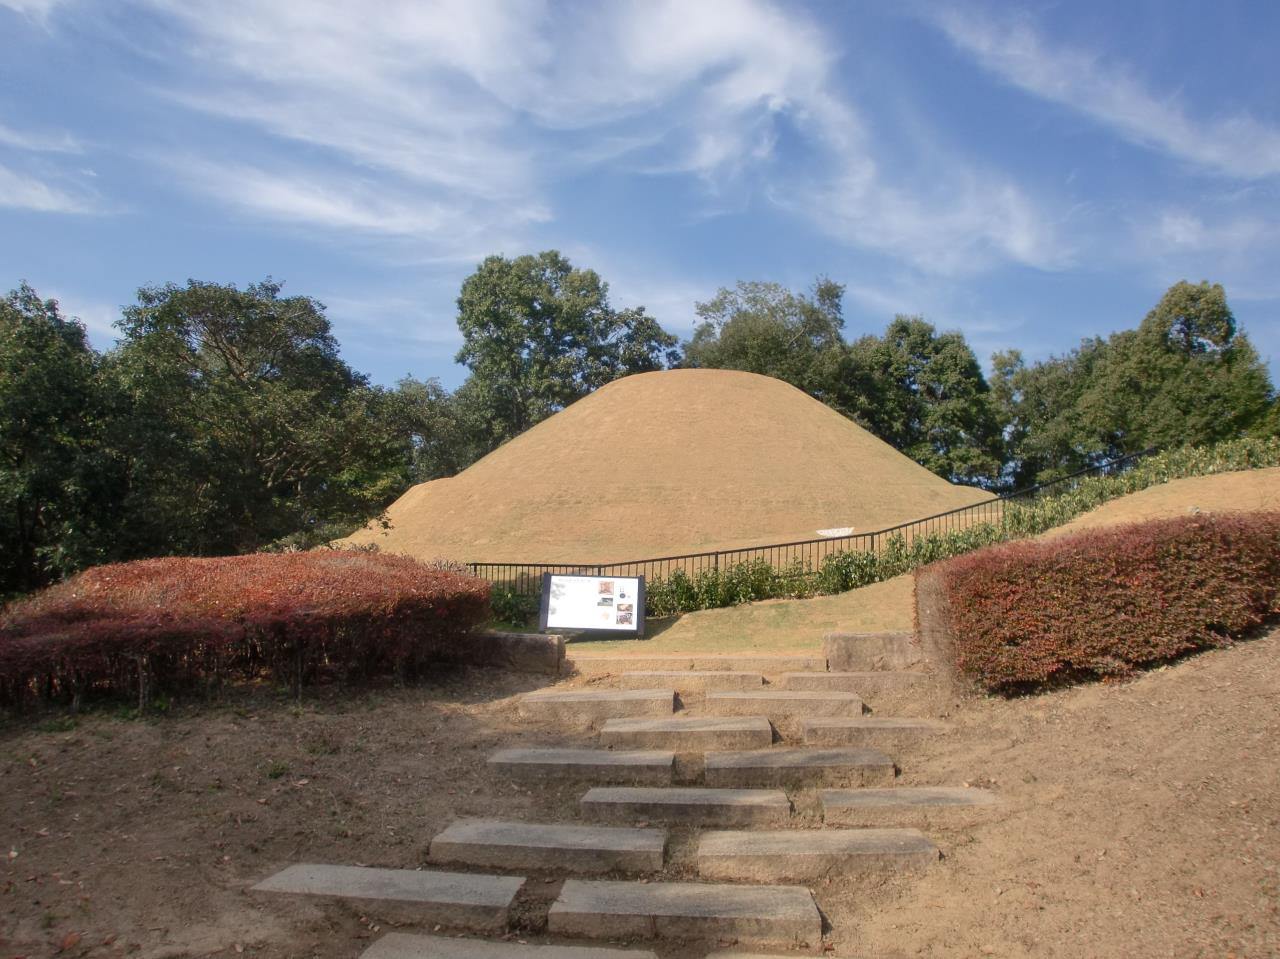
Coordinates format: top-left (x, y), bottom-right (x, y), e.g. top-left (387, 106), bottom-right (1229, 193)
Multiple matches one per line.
top-left (343, 369), bottom-right (992, 563)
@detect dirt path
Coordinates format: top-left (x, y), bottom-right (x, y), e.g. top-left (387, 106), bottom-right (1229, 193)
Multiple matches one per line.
top-left (3, 629), bottom-right (1277, 958)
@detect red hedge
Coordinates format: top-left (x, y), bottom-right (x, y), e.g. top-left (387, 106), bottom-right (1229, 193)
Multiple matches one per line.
top-left (935, 512), bottom-right (1280, 692)
top-left (0, 551), bottom-right (491, 709)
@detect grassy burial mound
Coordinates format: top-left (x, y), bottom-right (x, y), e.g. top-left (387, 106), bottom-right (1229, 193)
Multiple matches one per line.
top-left (344, 369), bottom-right (992, 564)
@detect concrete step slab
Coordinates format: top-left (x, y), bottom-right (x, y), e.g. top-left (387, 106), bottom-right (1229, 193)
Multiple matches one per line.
top-left (488, 748), bottom-right (675, 785)
top-left (548, 879), bottom-right (822, 952)
top-left (704, 747), bottom-right (895, 788)
top-left (361, 934), bottom-right (657, 959)
top-left (581, 786), bottom-right (791, 827)
top-left (568, 654), bottom-right (826, 677)
top-left (823, 632), bottom-right (920, 671)
top-left (619, 671), bottom-right (763, 693)
top-left (821, 786), bottom-right (1000, 827)
top-left (704, 690), bottom-right (863, 719)
top-left (600, 716), bottom-right (773, 751)
top-left (696, 828), bottom-right (938, 882)
top-left (518, 688), bottom-right (675, 726)
top-left (251, 864), bottom-right (522, 931)
top-left (779, 671), bottom-right (927, 692)
top-left (428, 819), bottom-right (666, 874)
top-left (801, 717), bottom-right (949, 750)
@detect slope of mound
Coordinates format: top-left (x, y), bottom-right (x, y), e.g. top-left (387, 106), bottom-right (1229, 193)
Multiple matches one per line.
top-left (1040, 466), bottom-right (1280, 540)
top-left (346, 369), bottom-right (992, 563)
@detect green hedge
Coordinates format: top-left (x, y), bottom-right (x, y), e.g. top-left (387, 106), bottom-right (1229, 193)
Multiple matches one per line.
top-left (644, 436), bottom-right (1280, 617)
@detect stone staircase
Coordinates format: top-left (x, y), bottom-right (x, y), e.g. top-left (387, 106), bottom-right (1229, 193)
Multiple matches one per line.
top-left (250, 631), bottom-right (999, 958)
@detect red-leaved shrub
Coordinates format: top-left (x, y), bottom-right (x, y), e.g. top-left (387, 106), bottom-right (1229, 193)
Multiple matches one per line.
top-left (935, 512), bottom-right (1280, 692)
top-left (0, 551), bottom-right (491, 710)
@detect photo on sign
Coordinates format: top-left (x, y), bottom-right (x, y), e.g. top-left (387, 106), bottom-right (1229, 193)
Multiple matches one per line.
top-left (618, 603), bottom-right (633, 613)
top-left (598, 581), bottom-right (614, 595)
top-left (617, 611), bottom-right (633, 625)
top-left (598, 597), bottom-right (613, 606)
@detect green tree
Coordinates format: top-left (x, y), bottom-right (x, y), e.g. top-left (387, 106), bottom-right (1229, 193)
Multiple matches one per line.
top-left (107, 278), bottom-right (410, 555)
top-left (392, 375), bottom-right (491, 482)
top-left (995, 281), bottom-right (1275, 486)
top-left (455, 251), bottom-right (679, 446)
top-left (0, 284), bottom-right (106, 594)
top-left (842, 316), bottom-right (1004, 486)
top-left (683, 278), bottom-right (845, 403)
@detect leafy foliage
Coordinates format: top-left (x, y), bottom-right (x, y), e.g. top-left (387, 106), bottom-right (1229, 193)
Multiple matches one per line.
top-left (994, 281), bottom-right (1275, 487)
top-left (0, 285), bottom-right (107, 595)
top-left (105, 278), bottom-right (411, 556)
top-left (455, 250), bottom-right (680, 448)
top-left (0, 551), bottom-right (491, 711)
top-left (684, 278), bottom-right (846, 402)
top-left (936, 513), bottom-right (1280, 691)
top-left (842, 316), bottom-right (1004, 486)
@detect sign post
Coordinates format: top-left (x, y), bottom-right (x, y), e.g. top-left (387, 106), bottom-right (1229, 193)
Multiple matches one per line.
top-left (539, 573), bottom-right (646, 638)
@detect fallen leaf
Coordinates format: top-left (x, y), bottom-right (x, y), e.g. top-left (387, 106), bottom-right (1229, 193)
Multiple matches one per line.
top-left (58, 931), bottom-right (82, 952)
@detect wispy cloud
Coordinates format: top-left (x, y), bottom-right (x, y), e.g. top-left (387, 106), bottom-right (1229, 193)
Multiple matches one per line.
top-left (933, 8), bottom-right (1280, 179)
top-left (0, 120), bottom-right (80, 153)
top-left (0, 162), bottom-right (97, 213)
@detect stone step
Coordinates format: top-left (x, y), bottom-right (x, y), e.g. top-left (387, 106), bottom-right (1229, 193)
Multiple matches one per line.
top-left (599, 716), bottom-right (773, 751)
top-left (488, 748), bottom-right (675, 785)
top-left (696, 828), bottom-right (938, 882)
top-left (428, 819), bottom-right (666, 874)
top-left (619, 670), bottom-right (764, 693)
top-left (801, 717), bottom-right (950, 749)
top-left (704, 690), bottom-right (863, 719)
top-left (580, 786), bottom-right (791, 827)
top-left (548, 879), bottom-right (822, 952)
top-left (823, 631), bottom-right (920, 671)
top-left (518, 688), bottom-right (675, 726)
top-left (251, 864), bottom-right (522, 931)
top-left (568, 653), bottom-right (826, 677)
top-left (821, 786), bottom-right (1000, 827)
top-left (704, 747), bottom-right (895, 788)
top-left (361, 934), bottom-right (657, 959)
top-left (779, 670), bottom-right (927, 692)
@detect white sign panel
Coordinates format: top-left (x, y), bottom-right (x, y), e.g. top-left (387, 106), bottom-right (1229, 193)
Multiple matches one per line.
top-left (540, 573), bottom-right (645, 636)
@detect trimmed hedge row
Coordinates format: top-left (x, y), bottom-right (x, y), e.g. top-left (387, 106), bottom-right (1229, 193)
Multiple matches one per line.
top-left (935, 513), bottom-right (1280, 692)
top-left (643, 436), bottom-right (1280, 617)
top-left (0, 551), bottom-right (491, 710)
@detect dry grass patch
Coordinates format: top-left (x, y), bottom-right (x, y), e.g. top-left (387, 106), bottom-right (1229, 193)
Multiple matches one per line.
top-left (575, 573), bottom-right (915, 655)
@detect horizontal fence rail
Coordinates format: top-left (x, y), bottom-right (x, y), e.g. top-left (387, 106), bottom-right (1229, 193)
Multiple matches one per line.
top-left (466, 448), bottom-right (1156, 599)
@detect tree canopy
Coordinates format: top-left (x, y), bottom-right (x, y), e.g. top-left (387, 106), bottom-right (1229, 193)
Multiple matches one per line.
top-left (455, 251), bottom-right (679, 447)
top-left (0, 269), bottom-right (1275, 598)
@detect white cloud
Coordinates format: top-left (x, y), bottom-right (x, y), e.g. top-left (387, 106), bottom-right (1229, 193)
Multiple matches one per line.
top-left (0, 163), bottom-right (96, 213)
top-left (13, 0), bottom-right (1061, 275)
top-left (0, 0), bottom-right (69, 17)
top-left (0, 120), bottom-right (80, 153)
top-left (933, 9), bottom-right (1280, 179)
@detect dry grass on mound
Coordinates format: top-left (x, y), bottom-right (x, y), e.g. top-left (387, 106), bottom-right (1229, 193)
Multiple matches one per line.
top-left (345, 369), bottom-right (991, 564)
top-left (1042, 465), bottom-right (1280, 539)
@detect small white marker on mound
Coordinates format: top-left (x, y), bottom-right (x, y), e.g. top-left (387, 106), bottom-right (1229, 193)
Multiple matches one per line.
top-left (817, 527), bottom-right (855, 537)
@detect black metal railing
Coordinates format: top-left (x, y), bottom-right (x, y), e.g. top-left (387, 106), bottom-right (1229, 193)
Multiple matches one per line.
top-left (467, 448), bottom-right (1156, 596)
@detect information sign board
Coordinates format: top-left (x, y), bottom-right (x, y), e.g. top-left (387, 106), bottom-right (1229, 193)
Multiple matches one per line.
top-left (539, 573), bottom-right (645, 637)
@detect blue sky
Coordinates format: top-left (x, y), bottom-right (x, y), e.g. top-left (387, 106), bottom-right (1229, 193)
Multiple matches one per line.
top-left (2, 0), bottom-right (1278, 388)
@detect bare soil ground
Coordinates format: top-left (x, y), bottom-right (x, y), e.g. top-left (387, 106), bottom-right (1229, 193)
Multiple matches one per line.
top-left (4, 627), bottom-right (1278, 959)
